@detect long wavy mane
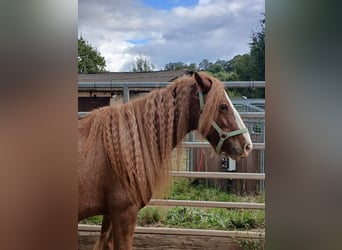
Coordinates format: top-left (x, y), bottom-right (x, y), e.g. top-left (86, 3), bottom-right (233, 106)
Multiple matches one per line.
top-left (79, 72), bottom-right (225, 205)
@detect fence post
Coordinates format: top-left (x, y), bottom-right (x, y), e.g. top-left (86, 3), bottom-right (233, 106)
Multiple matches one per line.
top-left (188, 132), bottom-right (194, 171)
top-left (123, 86), bottom-right (129, 103)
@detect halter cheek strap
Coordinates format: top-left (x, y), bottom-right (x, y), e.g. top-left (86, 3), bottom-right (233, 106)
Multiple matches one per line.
top-left (198, 90), bottom-right (248, 154)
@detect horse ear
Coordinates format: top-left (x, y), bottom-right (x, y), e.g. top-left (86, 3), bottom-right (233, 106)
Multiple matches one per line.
top-left (194, 72), bottom-right (212, 94)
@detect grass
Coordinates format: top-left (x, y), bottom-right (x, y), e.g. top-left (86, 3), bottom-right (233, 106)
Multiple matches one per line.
top-left (168, 178), bottom-right (265, 203)
top-left (80, 215), bottom-right (102, 225)
top-left (137, 206), bottom-right (264, 231)
top-left (236, 238), bottom-right (265, 250)
top-left (80, 178), bottom-right (265, 231)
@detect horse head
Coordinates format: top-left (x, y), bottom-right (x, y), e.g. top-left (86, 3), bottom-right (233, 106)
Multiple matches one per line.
top-left (191, 72), bottom-right (253, 160)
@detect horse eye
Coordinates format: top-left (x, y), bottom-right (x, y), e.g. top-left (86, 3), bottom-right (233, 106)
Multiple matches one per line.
top-left (220, 104), bottom-right (228, 112)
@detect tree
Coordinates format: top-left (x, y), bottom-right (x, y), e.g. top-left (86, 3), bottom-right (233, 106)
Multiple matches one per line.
top-left (132, 53), bottom-right (155, 72)
top-left (78, 37), bottom-right (107, 73)
top-left (164, 62), bottom-right (198, 71)
top-left (249, 16), bottom-right (265, 80)
top-left (187, 63), bottom-right (198, 71)
top-left (207, 63), bottom-right (238, 81)
top-left (229, 54), bottom-right (255, 81)
top-left (198, 59), bottom-right (213, 71)
top-left (164, 62), bottom-right (187, 71)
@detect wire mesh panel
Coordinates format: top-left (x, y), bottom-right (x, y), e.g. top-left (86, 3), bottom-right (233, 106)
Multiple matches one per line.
top-left (180, 101), bottom-right (266, 193)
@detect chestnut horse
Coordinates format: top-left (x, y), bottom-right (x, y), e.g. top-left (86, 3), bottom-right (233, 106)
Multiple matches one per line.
top-left (78, 72), bottom-right (252, 249)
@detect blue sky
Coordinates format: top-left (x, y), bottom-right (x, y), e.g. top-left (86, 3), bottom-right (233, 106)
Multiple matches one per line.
top-left (140, 0), bottom-right (198, 10)
top-left (127, 39), bottom-right (149, 45)
top-left (79, 0), bottom-right (264, 72)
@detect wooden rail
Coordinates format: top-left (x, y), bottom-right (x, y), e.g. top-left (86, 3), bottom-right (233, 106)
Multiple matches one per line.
top-left (78, 224), bottom-right (265, 239)
top-left (171, 171), bottom-right (265, 180)
top-left (149, 199), bottom-right (265, 209)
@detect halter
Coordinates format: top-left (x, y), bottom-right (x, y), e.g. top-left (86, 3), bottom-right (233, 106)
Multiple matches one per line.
top-left (198, 91), bottom-right (248, 154)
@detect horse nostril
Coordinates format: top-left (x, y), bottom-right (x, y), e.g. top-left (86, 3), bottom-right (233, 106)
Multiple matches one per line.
top-left (244, 143), bottom-right (252, 153)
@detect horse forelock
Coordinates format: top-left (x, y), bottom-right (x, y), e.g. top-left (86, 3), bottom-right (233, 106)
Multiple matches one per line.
top-left (197, 75), bottom-right (225, 136)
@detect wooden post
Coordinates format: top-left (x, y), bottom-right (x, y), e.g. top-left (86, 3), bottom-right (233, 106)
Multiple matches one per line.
top-left (123, 86), bottom-right (129, 103)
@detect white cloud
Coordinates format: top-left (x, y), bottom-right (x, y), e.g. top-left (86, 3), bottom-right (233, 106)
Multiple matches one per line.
top-left (78, 0), bottom-right (264, 72)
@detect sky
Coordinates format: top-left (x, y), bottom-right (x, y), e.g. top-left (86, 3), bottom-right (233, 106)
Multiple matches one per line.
top-left (78, 0), bottom-right (264, 72)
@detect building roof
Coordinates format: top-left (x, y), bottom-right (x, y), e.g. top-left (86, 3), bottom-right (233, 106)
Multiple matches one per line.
top-left (78, 70), bottom-right (189, 82)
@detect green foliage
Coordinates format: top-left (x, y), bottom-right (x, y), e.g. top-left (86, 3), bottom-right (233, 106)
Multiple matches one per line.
top-left (250, 16), bottom-right (265, 81)
top-left (198, 59), bottom-right (213, 71)
top-left (227, 89), bottom-right (242, 98)
top-left (228, 54), bottom-right (256, 81)
top-left (137, 205), bottom-right (264, 231)
top-left (132, 53), bottom-right (155, 72)
top-left (236, 238), bottom-right (265, 250)
top-left (168, 178), bottom-right (265, 203)
top-left (206, 64), bottom-right (238, 81)
top-left (187, 63), bottom-right (198, 71)
top-left (78, 37), bottom-right (107, 73)
top-left (138, 206), bottom-right (167, 226)
top-left (80, 215), bottom-right (103, 225)
top-left (137, 178), bottom-right (265, 231)
top-left (161, 207), bottom-right (264, 230)
top-left (164, 61), bottom-right (198, 71)
top-left (165, 62), bottom-right (187, 71)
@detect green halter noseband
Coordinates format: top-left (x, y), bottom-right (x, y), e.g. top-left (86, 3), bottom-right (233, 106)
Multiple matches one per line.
top-left (198, 91), bottom-right (248, 154)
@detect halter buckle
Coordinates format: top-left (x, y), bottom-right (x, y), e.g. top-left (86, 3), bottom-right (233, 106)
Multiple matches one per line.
top-left (220, 134), bottom-right (228, 139)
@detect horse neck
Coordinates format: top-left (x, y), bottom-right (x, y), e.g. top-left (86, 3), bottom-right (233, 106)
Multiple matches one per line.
top-left (134, 86), bottom-right (192, 157)
top-left (111, 85), bottom-right (195, 205)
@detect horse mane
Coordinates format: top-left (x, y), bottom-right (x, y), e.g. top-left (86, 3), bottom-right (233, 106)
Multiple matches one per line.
top-left (79, 72), bottom-right (225, 205)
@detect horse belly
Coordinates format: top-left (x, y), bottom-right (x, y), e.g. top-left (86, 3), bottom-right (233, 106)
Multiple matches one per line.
top-left (78, 144), bottom-right (108, 221)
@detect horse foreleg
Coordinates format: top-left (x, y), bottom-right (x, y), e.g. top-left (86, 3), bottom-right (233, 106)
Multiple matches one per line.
top-left (111, 206), bottom-right (139, 250)
top-left (93, 215), bottom-right (113, 250)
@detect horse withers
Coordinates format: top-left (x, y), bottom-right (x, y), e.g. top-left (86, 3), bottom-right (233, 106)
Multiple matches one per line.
top-left (78, 71), bottom-right (252, 249)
